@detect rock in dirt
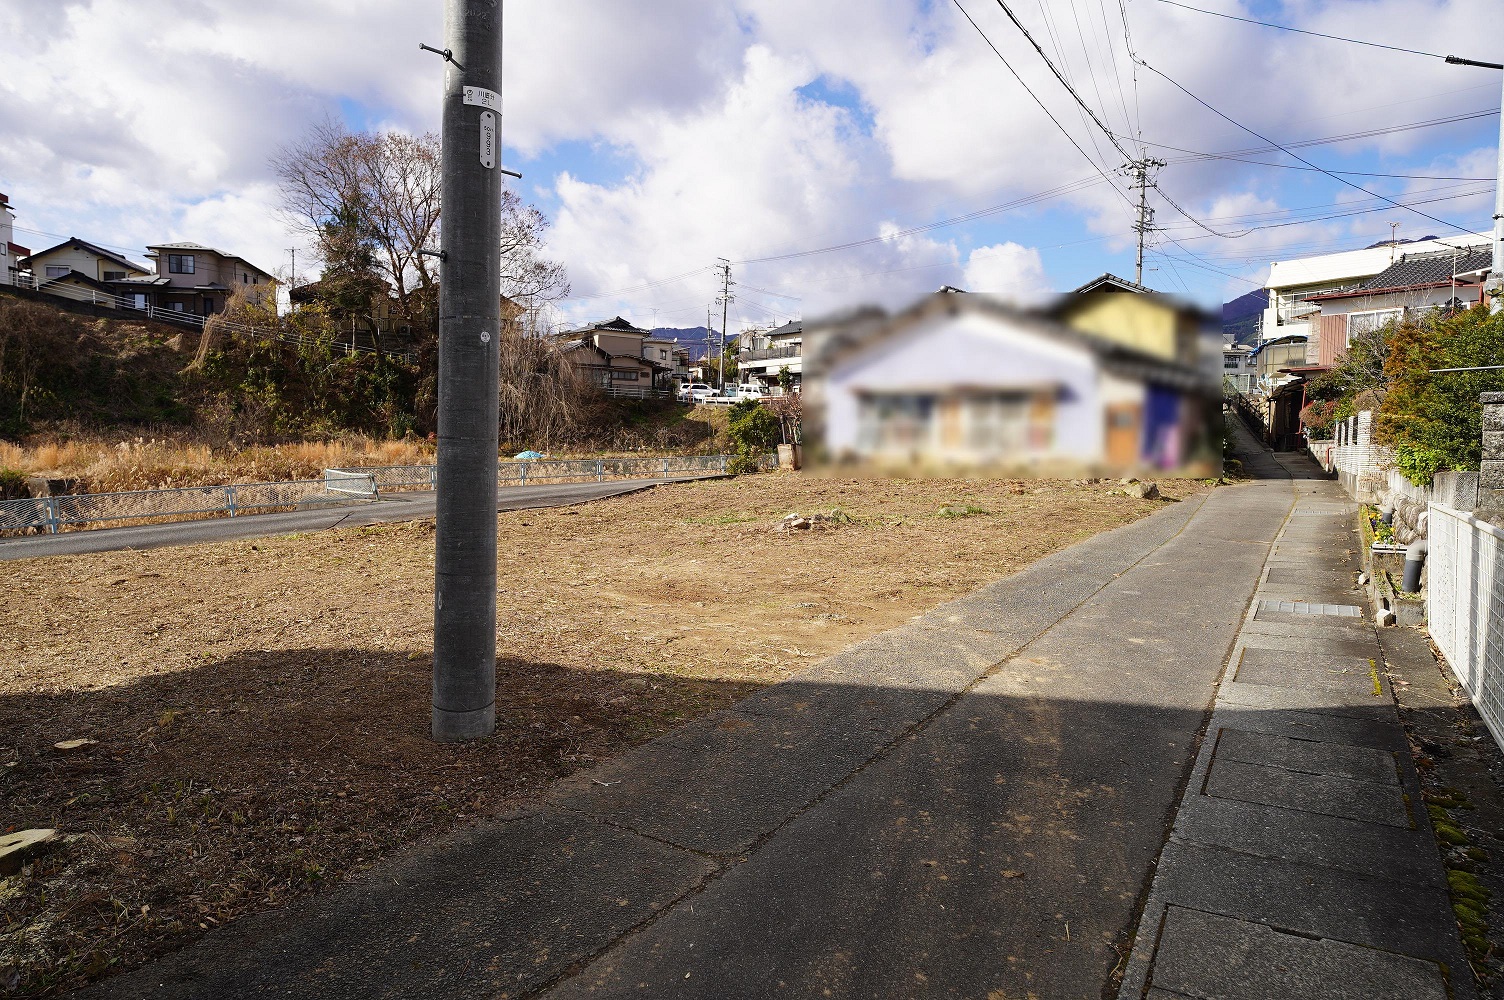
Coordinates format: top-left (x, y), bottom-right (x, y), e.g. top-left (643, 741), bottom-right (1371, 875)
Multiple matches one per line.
top-left (1124, 481), bottom-right (1160, 500)
top-left (53, 738), bottom-right (97, 752)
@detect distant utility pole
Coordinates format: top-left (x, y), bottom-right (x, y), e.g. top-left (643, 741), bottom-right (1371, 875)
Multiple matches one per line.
top-left (715, 258), bottom-right (734, 389)
top-left (1124, 157), bottom-right (1165, 286)
top-left (429, 0), bottom-right (503, 742)
top-left (1444, 55), bottom-right (1504, 313)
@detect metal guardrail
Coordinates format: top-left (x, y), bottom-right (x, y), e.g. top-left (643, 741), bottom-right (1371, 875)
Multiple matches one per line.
top-left (0, 475), bottom-right (378, 535)
top-left (0, 454), bottom-right (768, 536)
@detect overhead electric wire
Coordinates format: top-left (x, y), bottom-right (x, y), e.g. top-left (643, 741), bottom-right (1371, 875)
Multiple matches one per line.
top-left (985, 0), bottom-right (1245, 239)
top-left (1149, 0), bottom-right (1471, 64)
top-left (565, 265), bottom-right (713, 302)
top-left (734, 175), bottom-right (1105, 266)
top-left (1134, 57), bottom-right (1484, 237)
top-left (1106, 131), bottom-right (1493, 181)
top-left (950, 0), bottom-right (1136, 213)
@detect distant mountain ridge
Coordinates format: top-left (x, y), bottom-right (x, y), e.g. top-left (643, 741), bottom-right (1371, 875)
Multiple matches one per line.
top-left (1222, 289), bottom-right (1266, 345)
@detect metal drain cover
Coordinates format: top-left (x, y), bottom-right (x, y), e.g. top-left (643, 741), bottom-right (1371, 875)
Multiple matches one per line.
top-left (1257, 599), bottom-right (1363, 618)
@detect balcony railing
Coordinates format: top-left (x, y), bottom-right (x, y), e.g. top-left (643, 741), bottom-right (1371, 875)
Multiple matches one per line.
top-left (738, 344), bottom-right (801, 362)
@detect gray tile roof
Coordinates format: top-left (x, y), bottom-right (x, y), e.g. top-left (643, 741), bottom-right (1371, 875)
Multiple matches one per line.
top-left (1356, 247), bottom-right (1492, 290)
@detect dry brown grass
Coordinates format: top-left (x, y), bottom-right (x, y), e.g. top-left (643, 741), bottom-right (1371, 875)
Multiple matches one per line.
top-left (0, 472), bottom-right (1213, 995)
top-left (0, 437), bottom-right (435, 494)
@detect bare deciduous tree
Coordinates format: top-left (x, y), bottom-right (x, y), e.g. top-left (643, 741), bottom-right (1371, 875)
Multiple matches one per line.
top-left (272, 120), bottom-right (569, 334)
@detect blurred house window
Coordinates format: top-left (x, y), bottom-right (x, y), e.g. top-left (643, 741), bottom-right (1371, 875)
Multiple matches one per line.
top-left (857, 394), bottom-right (934, 451)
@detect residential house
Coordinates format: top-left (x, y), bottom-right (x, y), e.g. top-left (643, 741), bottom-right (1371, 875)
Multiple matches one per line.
top-left (555, 316), bottom-right (673, 394)
top-left (17, 237), bottom-right (152, 303)
top-left (0, 193), bottom-right (27, 287)
top-left (1222, 339), bottom-right (1256, 395)
top-left (804, 290), bottom-right (1215, 472)
top-left (738, 319), bottom-right (803, 391)
top-left (107, 241), bottom-right (278, 317)
top-left (1262, 233), bottom-right (1490, 344)
top-left (640, 334), bottom-right (678, 372)
top-left (1301, 245), bottom-right (1492, 367)
top-left (1049, 273), bottom-right (1210, 368)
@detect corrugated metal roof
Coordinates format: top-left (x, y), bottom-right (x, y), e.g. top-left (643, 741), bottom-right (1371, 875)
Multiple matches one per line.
top-left (1266, 234), bottom-right (1490, 290)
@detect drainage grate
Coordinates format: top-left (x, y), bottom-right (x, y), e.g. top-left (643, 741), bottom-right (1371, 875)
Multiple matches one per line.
top-left (1257, 600), bottom-right (1363, 618)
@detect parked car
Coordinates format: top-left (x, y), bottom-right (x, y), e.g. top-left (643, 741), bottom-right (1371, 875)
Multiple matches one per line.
top-left (736, 383), bottom-right (770, 401)
top-left (676, 382), bottom-right (714, 402)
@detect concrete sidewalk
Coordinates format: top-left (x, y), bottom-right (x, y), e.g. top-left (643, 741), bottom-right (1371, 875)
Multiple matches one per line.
top-left (1116, 447), bottom-right (1473, 999)
top-left (79, 447), bottom-right (1468, 998)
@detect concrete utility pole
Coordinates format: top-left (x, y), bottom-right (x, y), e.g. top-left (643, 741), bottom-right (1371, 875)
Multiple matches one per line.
top-left (431, 0), bottom-right (503, 742)
top-left (716, 258), bottom-right (734, 389)
top-left (1490, 67), bottom-right (1504, 313)
top-left (1125, 157), bottom-right (1165, 286)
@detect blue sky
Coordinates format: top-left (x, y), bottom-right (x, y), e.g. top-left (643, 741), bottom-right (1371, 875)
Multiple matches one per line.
top-left (2, 0), bottom-right (1499, 330)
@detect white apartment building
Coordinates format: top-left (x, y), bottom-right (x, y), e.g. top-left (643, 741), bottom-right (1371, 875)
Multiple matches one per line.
top-left (1262, 233), bottom-right (1491, 344)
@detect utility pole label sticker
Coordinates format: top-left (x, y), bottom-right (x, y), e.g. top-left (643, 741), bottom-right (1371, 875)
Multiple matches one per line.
top-left (479, 111), bottom-right (496, 169)
top-left (462, 86), bottom-right (500, 110)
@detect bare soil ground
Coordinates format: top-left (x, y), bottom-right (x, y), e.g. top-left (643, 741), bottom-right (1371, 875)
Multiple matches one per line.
top-left (0, 472), bottom-right (1212, 995)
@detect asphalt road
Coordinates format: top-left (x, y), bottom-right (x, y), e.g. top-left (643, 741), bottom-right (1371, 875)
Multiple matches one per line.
top-left (0, 476), bottom-right (714, 561)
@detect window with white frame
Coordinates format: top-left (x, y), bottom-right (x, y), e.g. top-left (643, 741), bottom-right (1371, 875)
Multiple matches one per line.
top-left (1346, 309), bottom-right (1402, 345)
top-left (45, 265), bottom-right (69, 278)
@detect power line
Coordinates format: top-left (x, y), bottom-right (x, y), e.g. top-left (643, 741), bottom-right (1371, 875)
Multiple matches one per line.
top-left (1135, 57), bottom-right (1484, 238)
top-left (950, 0), bottom-right (1136, 210)
top-left (1110, 132), bottom-right (1493, 181)
top-left (983, 0), bottom-right (1244, 241)
top-left (1150, 0), bottom-right (1498, 66)
top-left (734, 175), bottom-right (1105, 265)
top-left (565, 265), bottom-right (713, 302)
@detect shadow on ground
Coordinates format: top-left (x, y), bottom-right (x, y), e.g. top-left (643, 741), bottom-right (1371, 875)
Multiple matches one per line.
top-left (0, 647), bottom-right (757, 996)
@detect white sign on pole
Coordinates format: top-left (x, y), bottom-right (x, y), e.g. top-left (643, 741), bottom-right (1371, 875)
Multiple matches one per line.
top-left (479, 111), bottom-right (496, 169)
top-left (462, 86), bottom-right (500, 110)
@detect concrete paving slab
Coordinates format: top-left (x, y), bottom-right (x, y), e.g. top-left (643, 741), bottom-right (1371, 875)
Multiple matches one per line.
top-left (1232, 654), bottom-right (1378, 695)
top-left (1148, 905), bottom-right (1449, 1000)
top-left (1171, 796), bottom-right (1442, 885)
top-left (1218, 679), bottom-right (1396, 716)
top-left (1211, 728), bottom-right (1401, 784)
top-left (1203, 756), bottom-right (1409, 826)
top-left (1203, 705), bottom-right (1410, 752)
top-left (1149, 842), bottom-right (1459, 962)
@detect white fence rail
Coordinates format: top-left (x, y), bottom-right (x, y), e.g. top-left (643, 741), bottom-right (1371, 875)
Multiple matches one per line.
top-left (1427, 504), bottom-right (1504, 747)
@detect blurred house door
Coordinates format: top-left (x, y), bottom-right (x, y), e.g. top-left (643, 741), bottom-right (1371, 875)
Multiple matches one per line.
top-left (938, 397), bottom-right (963, 450)
top-left (1105, 403), bottom-right (1141, 466)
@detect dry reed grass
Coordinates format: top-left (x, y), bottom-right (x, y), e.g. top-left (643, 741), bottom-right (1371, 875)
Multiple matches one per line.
top-left (0, 437), bottom-right (436, 494)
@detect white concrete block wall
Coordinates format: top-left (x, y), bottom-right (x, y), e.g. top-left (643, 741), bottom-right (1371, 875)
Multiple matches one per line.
top-left (1428, 505), bottom-right (1504, 749)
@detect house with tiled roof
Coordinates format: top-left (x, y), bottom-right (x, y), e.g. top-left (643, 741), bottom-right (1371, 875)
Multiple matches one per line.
top-left (1301, 245), bottom-right (1492, 367)
top-left (17, 236), bottom-right (151, 289)
top-left (553, 316), bottom-right (674, 396)
top-left (117, 241), bottom-right (278, 317)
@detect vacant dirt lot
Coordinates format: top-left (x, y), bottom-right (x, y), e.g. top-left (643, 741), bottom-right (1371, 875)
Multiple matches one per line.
top-left (0, 472), bottom-right (1212, 995)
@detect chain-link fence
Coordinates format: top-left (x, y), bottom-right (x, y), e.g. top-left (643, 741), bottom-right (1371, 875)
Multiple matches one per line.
top-left (0, 475), bottom-right (378, 536)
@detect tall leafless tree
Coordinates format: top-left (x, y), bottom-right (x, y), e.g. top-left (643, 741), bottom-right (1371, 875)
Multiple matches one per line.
top-left (272, 119), bottom-right (568, 338)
